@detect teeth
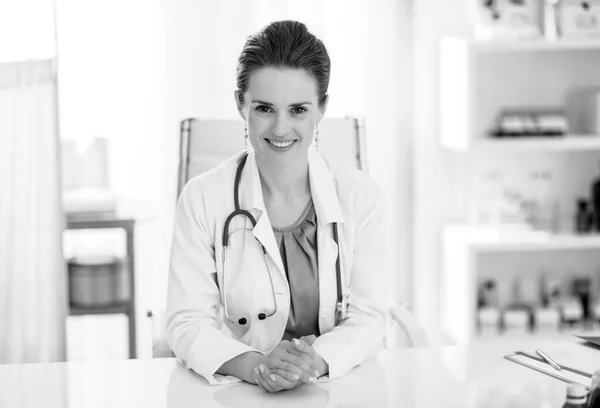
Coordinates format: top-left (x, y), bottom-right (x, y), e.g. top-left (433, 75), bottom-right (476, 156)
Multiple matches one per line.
top-left (268, 139), bottom-right (294, 148)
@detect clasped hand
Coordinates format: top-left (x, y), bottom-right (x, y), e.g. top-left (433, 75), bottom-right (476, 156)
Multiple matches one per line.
top-left (252, 335), bottom-right (327, 392)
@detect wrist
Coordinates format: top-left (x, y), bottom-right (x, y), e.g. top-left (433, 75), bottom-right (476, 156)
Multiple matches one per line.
top-left (217, 351), bottom-right (263, 383)
top-left (316, 354), bottom-right (329, 377)
top-left (243, 352), bottom-right (264, 383)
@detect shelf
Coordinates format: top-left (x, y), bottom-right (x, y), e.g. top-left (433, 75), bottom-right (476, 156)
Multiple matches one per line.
top-left (471, 37), bottom-right (600, 52)
top-left (69, 301), bottom-right (131, 316)
top-left (445, 225), bottom-right (600, 253)
top-left (473, 135), bottom-right (600, 152)
top-left (472, 331), bottom-right (596, 345)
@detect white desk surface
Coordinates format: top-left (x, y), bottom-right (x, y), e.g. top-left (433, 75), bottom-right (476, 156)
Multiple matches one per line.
top-left (3, 340), bottom-right (600, 408)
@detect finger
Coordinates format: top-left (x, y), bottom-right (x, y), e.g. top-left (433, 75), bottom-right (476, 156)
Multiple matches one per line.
top-left (289, 340), bottom-right (320, 375)
top-left (253, 367), bottom-right (268, 390)
top-left (277, 351), bottom-right (316, 378)
top-left (300, 335), bottom-right (317, 346)
top-left (255, 374), bottom-right (274, 393)
top-left (267, 359), bottom-right (313, 383)
top-left (259, 364), bottom-right (295, 391)
top-left (271, 368), bottom-right (301, 383)
top-left (256, 365), bottom-right (280, 392)
top-left (292, 338), bottom-right (317, 358)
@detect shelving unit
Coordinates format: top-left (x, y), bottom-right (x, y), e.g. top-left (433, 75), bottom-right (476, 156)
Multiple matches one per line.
top-left (66, 217), bottom-right (137, 358)
top-left (440, 37), bottom-right (600, 152)
top-left (473, 135), bottom-right (600, 152)
top-left (439, 37), bottom-right (600, 345)
top-left (441, 225), bottom-right (600, 345)
top-left (471, 38), bottom-right (600, 53)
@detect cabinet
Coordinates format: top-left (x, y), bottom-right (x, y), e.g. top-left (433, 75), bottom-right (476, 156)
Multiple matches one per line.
top-left (66, 217), bottom-right (137, 358)
top-left (439, 37), bottom-right (600, 345)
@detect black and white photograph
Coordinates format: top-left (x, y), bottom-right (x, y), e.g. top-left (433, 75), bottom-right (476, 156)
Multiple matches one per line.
top-left (2, 0), bottom-right (600, 406)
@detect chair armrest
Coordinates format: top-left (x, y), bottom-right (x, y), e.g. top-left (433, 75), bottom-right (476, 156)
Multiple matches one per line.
top-left (388, 303), bottom-right (429, 348)
top-left (147, 309), bottom-right (175, 358)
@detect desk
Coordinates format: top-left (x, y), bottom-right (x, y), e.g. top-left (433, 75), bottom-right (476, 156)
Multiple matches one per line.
top-left (2, 341), bottom-right (600, 407)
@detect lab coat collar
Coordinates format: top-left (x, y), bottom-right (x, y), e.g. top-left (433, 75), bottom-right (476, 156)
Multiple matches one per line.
top-left (308, 148), bottom-right (344, 226)
top-left (240, 148), bottom-right (344, 226)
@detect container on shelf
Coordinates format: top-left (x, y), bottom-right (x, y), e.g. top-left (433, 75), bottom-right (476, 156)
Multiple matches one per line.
top-left (478, 307), bottom-right (501, 336)
top-left (68, 255), bottom-right (127, 307)
top-left (560, 0), bottom-right (600, 38)
top-left (533, 307), bottom-right (561, 333)
top-left (503, 309), bottom-right (531, 334)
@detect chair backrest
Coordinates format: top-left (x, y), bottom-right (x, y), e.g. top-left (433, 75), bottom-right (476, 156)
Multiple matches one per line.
top-left (177, 117), bottom-right (367, 197)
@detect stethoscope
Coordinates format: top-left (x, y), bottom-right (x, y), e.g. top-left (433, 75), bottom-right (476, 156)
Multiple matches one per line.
top-left (221, 152), bottom-right (346, 326)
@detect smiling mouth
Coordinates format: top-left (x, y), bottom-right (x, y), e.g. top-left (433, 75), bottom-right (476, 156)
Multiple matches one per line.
top-left (265, 139), bottom-right (296, 148)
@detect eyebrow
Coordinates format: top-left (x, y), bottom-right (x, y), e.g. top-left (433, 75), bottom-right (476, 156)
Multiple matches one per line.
top-left (251, 100), bottom-right (313, 107)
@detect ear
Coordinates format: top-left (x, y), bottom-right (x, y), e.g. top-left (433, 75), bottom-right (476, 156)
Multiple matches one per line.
top-left (234, 90), bottom-right (246, 121)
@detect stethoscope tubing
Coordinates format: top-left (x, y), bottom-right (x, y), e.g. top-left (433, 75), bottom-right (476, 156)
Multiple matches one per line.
top-left (221, 152), bottom-right (343, 325)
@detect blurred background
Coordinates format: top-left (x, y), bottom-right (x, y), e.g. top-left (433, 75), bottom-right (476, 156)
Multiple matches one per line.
top-left (2, 0), bottom-right (600, 363)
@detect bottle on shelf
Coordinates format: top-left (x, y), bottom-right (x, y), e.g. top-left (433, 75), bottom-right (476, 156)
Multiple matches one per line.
top-left (573, 276), bottom-right (592, 324)
top-left (541, 271), bottom-right (561, 308)
top-left (562, 384), bottom-right (588, 408)
top-left (592, 164), bottom-right (600, 232)
top-left (576, 198), bottom-right (594, 234)
top-left (477, 279), bottom-right (501, 336)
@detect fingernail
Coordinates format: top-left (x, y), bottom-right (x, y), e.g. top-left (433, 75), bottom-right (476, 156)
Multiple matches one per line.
top-left (293, 338), bottom-right (300, 345)
top-left (309, 377), bottom-right (318, 384)
top-left (270, 374), bottom-right (276, 381)
top-left (293, 374), bottom-right (299, 380)
top-left (259, 364), bottom-right (265, 373)
top-left (254, 367), bottom-right (259, 374)
top-left (314, 370), bottom-right (319, 377)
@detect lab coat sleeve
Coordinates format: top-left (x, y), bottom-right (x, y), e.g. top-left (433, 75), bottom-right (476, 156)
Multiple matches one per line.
top-left (312, 184), bottom-right (389, 380)
top-left (166, 182), bottom-right (262, 385)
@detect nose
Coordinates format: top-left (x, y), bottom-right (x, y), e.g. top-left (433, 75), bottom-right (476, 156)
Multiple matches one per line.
top-left (272, 113), bottom-right (291, 137)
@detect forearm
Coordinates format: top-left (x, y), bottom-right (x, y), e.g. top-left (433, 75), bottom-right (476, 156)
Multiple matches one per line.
top-left (217, 351), bottom-right (263, 383)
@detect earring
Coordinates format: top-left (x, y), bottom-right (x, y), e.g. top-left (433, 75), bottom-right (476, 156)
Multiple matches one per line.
top-left (244, 125), bottom-right (248, 150)
top-left (315, 124), bottom-right (320, 151)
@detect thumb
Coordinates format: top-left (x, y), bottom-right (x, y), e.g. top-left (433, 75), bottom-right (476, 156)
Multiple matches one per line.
top-left (300, 334), bottom-right (317, 346)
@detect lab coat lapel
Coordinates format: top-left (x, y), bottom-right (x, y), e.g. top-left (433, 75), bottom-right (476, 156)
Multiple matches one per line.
top-left (241, 150), bottom-right (286, 275)
top-left (308, 148), bottom-right (344, 334)
top-left (251, 213), bottom-right (285, 274)
top-left (317, 225), bottom-right (338, 333)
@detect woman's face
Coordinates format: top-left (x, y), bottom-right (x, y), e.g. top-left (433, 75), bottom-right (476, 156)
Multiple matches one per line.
top-left (236, 67), bottom-right (326, 169)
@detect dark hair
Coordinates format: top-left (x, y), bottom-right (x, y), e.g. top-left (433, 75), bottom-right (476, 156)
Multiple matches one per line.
top-left (236, 20), bottom-right (330, 107)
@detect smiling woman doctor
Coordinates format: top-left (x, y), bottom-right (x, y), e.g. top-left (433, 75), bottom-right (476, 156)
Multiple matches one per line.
top-left (166, 20), bottom-right (389, 393)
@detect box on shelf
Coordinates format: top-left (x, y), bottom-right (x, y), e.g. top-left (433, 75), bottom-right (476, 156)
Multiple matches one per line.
top-left (562, 296), bottom-right (585, 324)
top-left (68, 255), bottom-right (129, 307)
top-left (472, 0), bottom-right (542, 40)
top-left (503, 309), bottom-right (531, 334)
top-left (560, 0), bottom-right (600, 38)
top-left (567, 88), bottom-right (600, 134)
top-left (533, 307), bottom-right (561, 333)
top-left (478, 307), bottom-right (501, 337)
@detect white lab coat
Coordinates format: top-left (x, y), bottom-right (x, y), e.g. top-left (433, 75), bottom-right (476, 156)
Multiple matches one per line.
top-left (166, 148), bottom-right (389, 385)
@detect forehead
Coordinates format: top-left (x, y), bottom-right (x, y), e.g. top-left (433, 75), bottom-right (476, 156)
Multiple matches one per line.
top-left (246, 67), bottom-right (318, 104)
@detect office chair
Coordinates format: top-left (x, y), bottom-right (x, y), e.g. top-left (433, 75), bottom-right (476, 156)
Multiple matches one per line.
top-left (147, 117), bottom-right (427, 357)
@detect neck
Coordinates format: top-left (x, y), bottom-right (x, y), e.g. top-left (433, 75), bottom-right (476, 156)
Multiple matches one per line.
top-left (256, 158), bottom-right (310, 202)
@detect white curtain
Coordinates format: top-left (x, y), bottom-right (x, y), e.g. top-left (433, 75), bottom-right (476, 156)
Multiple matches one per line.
top-left (0, 59), bottom-right (67, 364)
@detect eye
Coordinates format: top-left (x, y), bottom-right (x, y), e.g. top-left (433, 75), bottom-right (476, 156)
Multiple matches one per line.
top-left (255, 105), bottom-right (273, 113)
top-left (291, 106), bottom-right (307, 115)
